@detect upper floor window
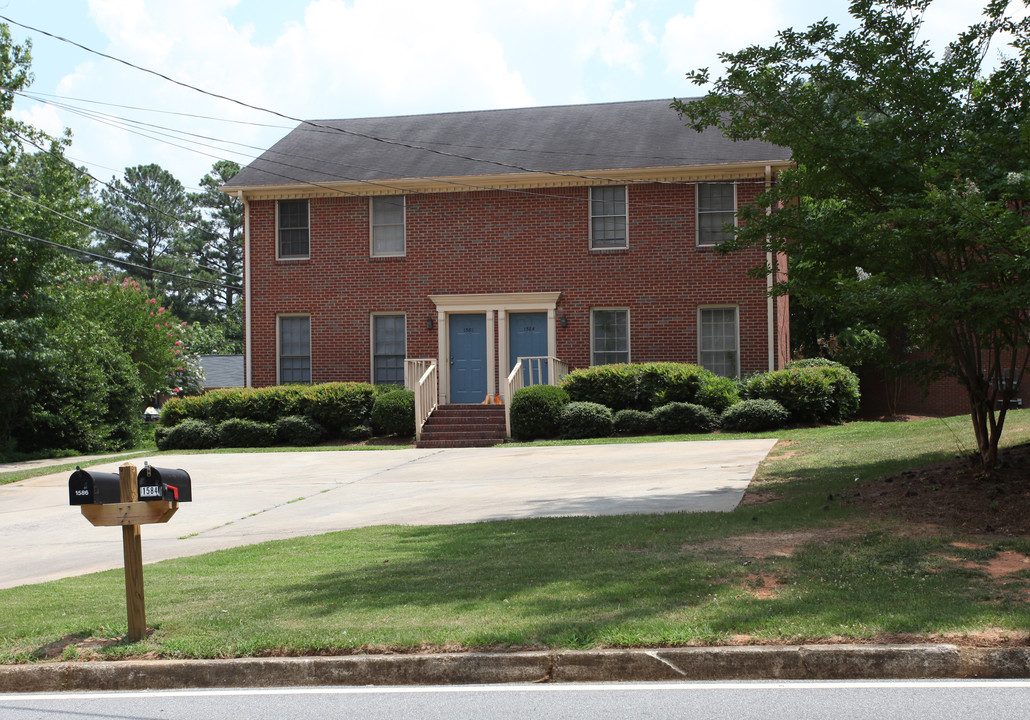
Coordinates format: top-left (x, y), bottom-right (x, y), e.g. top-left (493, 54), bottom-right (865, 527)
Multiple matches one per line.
top-left (591, 308), bottom-right (630, 365)
top-left (699, 306), bottom-right (739, 378)
top-left (278, 199), bottom-right (309, 259)
top-left (278, 314), bottom-right (311, 384)
top-left (697, 183), bottom-right (736, 246)
top-left (590, 186), bottom-right (627, 249)
top-left (371, 196), bottom-right (405, 256)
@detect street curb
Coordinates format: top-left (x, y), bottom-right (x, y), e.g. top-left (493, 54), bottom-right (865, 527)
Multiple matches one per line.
top-left (2, 645), bottom-right (1029, 693)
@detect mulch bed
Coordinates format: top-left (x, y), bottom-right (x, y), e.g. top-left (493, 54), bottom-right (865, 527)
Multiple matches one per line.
top-left (854, 442), bottom-right (1030, 536)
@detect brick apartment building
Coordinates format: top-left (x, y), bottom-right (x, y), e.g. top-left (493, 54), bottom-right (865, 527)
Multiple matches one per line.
top-left (222, 99), bottom-right (792, 405)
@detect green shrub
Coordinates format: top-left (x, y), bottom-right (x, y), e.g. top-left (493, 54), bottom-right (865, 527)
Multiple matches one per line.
top-left (159, 395), bottom-right (208, 427)
top-left (276, 415), bottom-right (326, 446)
top-left (162, 419), bottom-right (218, 450)
top-left (154, 425), bottom-right (171, 451)
top-left (742, 364), bottom-right (860, 425)
top-left (371, 390), bottom-right (415, 436)
top-left (204, 388), bottom-right (254, 424)
top-left (720, 399), bottom-right (791, 432)
top-left (560, 401), bottom-right (614, 439)
top-left (217, 418), bottom-right (277, 447)
top-left (613, 408), bottom-right (656, 435)
top-left (696, 375), bottom-right (740, 413)
top-left (510, 385), bottom-right (570, 440)
top-left (341, 424), bottom-right (374, 441)
top-left (785, 357), bottom-right (849, 369)
top-left (562, 365), bottom-right (639, 411)
top-left (652, 402), bottom-right (719, 434)
top-left (301, 382), bottom-right (376, 433)
top-left (564, 362), bottom-right (739, 414)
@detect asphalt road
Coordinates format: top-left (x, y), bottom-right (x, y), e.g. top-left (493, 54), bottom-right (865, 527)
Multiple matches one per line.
top-left (4, 680), bottom-right (1030, 720)
top-left (0, 439), bottom-right (777, 588)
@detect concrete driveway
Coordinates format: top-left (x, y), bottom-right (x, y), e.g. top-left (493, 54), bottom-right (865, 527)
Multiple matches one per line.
top-left (0, 439), bottom-right (777, 588)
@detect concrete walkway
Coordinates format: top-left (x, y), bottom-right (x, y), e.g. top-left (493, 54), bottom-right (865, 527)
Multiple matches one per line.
top-left (0, 439), bottom-right (776, 589)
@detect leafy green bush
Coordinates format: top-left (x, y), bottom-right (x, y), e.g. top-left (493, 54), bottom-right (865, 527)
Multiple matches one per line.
top-left (162, 419), bottom-right (218, 450)
top-left (785, 358), bottom-right (849, 369)
top-left (562, 365), bottom-right (638, 411)
top-left (564, 362), bottom-right (739, 414)
top-left (159, 394), bottom-right (209, 427)
top-left (636, 362), bottom-right (738, 411)
top-left (276, 415), bottom-right (326, 446)
top-left (510, 385), bottom-right (570, 440)
top-left (652, 402), bottom-right (719, 434)
top-left (154, 425), bottom-right (171, 451)
top-left (720, 399), bottom-right (791, 432)
top-left (742, 364), bottom-right (860, 424)
top-left (301, 382), bottom-right (376, 434)
top-left (217, 418), bottom-right (277, 447)
top-left (695, 375), bottom-right (740, 413)
top-left (341, 424), bottom-right (373, 441)
top-left (613, 409), bottom-right (656, 435)
top-left (371, 390), bottom-right (415, 436)
top-left (560, 401), bottom-right (614, 439)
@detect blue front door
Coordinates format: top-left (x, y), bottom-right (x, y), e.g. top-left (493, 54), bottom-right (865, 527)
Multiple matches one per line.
top-left (449, 313), bottom-right (487, 403)
top-left (509, 312), bottom-right (548, 385)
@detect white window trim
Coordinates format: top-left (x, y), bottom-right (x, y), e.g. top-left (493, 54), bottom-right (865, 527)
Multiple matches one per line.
top-left (696, 182), bottom-right (737, 248)
top-left (370, 312), bottom-right (407, 386)
top-left (589, 186), bottom-right (628, 250)
top-left (276, 199), bottom-right (310, 260)
top-left (276, 313), bottom-right (311, 385)
top-left (697, 305), bottom-right (740, 378)
top-left (370, 196), bottom-right (406, 257)
top-left (590, 307), bottom-right (631, 366)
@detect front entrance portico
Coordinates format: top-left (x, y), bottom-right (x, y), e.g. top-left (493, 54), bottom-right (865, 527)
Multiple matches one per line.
top-left (429, 292), bottom-right (561, 404)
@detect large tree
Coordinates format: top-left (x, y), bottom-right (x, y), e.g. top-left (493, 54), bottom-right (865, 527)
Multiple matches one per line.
top-left (674, 0), bottom-right (1030, 469)
top-left (93, 163), bottom-right (197, 295)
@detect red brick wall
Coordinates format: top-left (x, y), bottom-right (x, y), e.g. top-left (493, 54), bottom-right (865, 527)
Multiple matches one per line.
top-left (247, 180), bottom-right (781, 388)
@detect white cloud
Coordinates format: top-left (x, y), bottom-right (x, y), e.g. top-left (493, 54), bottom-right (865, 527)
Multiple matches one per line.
top-left (660, 0), bottom-right (786, 82)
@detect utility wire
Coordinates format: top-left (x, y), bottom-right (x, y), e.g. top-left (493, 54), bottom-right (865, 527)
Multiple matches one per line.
top-left (0, 184), bottom-right (242, 279)
top-left (1, 14), bottom-right (783, 190)
top-left (0, 226), bottom-right (243, 291)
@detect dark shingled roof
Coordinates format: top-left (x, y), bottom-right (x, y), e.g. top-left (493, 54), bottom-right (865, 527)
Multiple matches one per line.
top-left (225, 99), bottom-right (790, 188)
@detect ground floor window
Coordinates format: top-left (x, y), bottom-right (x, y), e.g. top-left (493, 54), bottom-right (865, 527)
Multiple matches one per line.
top-left (372, 314), bottom-right (406, 385)
top-left (279, 315), bottom-right (311, 383)
top-left (591, 308), bottom-right (629, 365)
top-left (699, 306), bottom-right (739, 378)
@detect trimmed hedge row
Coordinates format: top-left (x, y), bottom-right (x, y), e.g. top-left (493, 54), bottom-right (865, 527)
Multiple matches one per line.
top-left (741, 360), bottom-right (860, 425)
top-left (160, 383), bottom-right (382, 434)
top-left (562, 362), bottom-right (738, 413)
top-left (509, 360), bottom-right (859, 440)
top-left (157, 382), bottom-right (412, 449)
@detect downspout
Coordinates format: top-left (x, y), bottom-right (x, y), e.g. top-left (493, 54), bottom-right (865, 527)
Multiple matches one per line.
top-left (765, 165), bottom-right (775, 372)
top-left (239, 191), bottom-right (252, 388)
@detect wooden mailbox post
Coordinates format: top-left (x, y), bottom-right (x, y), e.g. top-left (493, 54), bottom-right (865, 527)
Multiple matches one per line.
top-left (78, 462), bottom-right (178, 643)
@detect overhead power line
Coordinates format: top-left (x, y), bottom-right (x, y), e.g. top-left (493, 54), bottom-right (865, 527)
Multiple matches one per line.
top-left (0, 185), bottom-right (243, 280)
top-left (0, 14), bottom-right (779, 191)
top-left (0, 226), bottom-right (243, 291)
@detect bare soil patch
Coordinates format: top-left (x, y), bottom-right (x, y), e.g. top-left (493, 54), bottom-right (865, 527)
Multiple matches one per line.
top-left (853, 442), bottom-right (1030, 535)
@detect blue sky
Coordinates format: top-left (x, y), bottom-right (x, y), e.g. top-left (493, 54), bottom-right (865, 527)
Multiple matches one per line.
top-left (1, 0), bottom-right (1006, 190)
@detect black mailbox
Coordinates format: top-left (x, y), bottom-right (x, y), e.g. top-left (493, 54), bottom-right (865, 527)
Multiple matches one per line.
top-left (68, 468), bottom-right (122, 505)
top-left (137, 465), bottom-right (192, 502)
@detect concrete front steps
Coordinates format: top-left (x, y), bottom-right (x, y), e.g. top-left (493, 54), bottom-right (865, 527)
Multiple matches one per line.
top-left (416, 404), bottom-right (507, 448)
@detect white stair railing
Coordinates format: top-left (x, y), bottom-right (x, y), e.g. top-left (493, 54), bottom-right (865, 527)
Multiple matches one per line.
top-left (502, 356), bottom-right (570, 438)
top-left (405, 358), bottom-right (438, 442)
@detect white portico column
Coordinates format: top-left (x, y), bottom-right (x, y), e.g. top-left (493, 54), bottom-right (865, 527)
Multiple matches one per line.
top-left (486, 310), bottom-right (496, 399)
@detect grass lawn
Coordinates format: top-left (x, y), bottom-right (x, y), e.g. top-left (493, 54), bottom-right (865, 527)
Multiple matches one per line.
top-left (2, 412), bottom-right (1029, 662)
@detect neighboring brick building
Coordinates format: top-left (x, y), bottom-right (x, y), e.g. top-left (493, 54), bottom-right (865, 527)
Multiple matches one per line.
top-left (222, 99), bottom-right (792, 403)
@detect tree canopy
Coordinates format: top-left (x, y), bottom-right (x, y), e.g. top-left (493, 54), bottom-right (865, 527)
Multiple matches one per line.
top-left (673, 0), bottom-right (1030, 469)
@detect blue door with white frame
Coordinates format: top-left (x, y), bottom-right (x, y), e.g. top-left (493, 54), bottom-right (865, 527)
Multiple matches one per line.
top-left (449, 313), bottom-right (487, 403)
top-left (509, 312), bottom-right (548, 385)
